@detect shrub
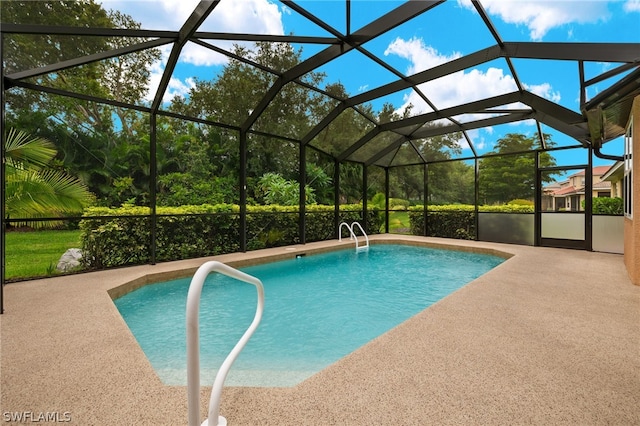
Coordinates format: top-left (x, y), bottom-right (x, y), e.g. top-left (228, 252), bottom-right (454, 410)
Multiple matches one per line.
top-left (478, 204), bottom-right (534, 213)
top-left (408, 205), bottom-right (475, 239)
top-left (407, 203), bottom-right (535, 239)
top-left (369, 193), bottom-right (410, 210)
top-left (507, 199), bottom-right (534, 206)
top-left (585, 197), bottom-right (623, 215)
top-left (79, 203), bottom-right (381, 268)
top-left (389, 198), bottom-right (410, 210)
top-left (370, 193), bottom-right (385, 209)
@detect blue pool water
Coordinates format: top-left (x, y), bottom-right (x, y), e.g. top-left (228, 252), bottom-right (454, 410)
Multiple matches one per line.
top-left (114, 244), bottom-right (504, 387)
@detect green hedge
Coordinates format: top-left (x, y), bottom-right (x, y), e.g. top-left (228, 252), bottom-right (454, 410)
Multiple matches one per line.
top-left (79, 204), bottom-right (380, 268)
top-left (245, 204), bottom-right (379, 250)
top-left (408, 205), bottom-right (475, 239)
top-left (584, 197), bottom-right (623, 215)
top-left (478, 205), bottom-right (534, 213)
top-left (407, 204), bottom-right (534, 240)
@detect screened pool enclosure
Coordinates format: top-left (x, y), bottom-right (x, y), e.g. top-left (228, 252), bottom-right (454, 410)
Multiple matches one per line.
top-left (2, 1), bottom-right (639, 308)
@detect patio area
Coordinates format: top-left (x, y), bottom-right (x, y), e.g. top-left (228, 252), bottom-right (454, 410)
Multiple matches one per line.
top-left (1, 235), bottom-right (639, 425)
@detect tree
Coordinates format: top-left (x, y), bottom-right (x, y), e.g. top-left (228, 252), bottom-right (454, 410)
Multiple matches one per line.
top-left (2, 1), bottom-right (161, 206)
top-left (306, 164), bottom-right (332, 204)
top-left (257, 172), bottom-right (316, 206)
top-left (4, 129), bottom-right (94, 227)
top-left (171, 42), bottom-right (326, 182)
top-left (370, 104), bottom-right (471, 204)
top-left (479, 133), bottom-right (557, 204)
top-left (427, 160), bottom-right (475, 205)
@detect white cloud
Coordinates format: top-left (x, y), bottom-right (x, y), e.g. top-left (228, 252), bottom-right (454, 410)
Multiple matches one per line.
top-left (385, 37), bottom-right (565, 151)
top-left (384, 37), bottom-right (518, 115)
top-left (101, 0), bottom-right (283, 35)
top-left (465, 129), bottom-right (490, 151)
top-left (457, 0), bottom-right (610, 40)
top-left (165, 76), bottom-right (196, 102)
top-left (145, 57), bottom-right (196, 103)
top-left (385, 37), bottom-right (562, 114)
top-left (101, 0), bottom-right (284, 65)
top-left (101, 0), bottom-right (285, 104)
top-left (624, 0), bottom-right (640, 12)
top-left (384, 37), bottom-right (461, 74)
top-left (523, 82), bottom-right (561, 103)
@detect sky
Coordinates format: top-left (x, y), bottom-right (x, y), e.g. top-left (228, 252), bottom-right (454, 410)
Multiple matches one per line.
top-left (98, 0), bottom-right (640, 167)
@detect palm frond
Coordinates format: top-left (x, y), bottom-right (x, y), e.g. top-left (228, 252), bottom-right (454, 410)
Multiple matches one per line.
top-left (6, 168), bottom-right (92, 217)
top-left (4, 127), bottom-right (57, 171)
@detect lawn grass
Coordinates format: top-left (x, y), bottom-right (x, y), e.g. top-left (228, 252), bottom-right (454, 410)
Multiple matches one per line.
top-left (5, 230), bottom-right (82, 280)
top-left (388, 211), bottom-right (411, 234)
top-left (3, 216), bottom-right (411, 280)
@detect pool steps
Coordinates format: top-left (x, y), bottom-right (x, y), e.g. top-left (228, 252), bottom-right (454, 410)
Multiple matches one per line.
top-left (186, 261), bottom-right (265, 426)
top-left (338, 221), bottom-right (370, 251)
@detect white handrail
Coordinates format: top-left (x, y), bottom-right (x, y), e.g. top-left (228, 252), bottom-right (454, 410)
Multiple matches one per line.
top-left (187, 261), bottom-right (264, 426)
top-left (350, 221), bottom-right (369, 251)
top-left (338, 221), bottom-right (353, 242)
top-left (338, 221), bottom-right (369, 251)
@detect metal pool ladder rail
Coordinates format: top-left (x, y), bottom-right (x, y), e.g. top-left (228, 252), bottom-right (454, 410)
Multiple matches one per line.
top-left (186, 261), bottom-right (265, 426)
top-left (338, 221), bottom-right (369, 251)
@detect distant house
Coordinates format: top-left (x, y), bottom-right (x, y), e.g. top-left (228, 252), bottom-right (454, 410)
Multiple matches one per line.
top-left (543, 165), bottom-right (614, 211)
top-left (601, 161), bottom-right (624, 199)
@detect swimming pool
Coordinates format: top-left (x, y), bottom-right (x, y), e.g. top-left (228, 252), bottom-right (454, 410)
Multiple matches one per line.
top-left (114, 244), bottom-right (504, 387)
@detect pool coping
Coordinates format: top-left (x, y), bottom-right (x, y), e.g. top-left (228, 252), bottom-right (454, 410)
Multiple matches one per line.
top-left (106, 235), bottom-right (514, 300)
top-left (2, 235), bottom-right (639, 425)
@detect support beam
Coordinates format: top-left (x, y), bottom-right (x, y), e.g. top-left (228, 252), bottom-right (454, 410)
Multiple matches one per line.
top-left (521, 91), bottom-right (585, 124)
top-left (381, 91), bottom-right (522, 132)
top-left (385, 167), bottom-right (390, 233)
top-left (334, 159), bottom-right (340, 238)
top-left (241, 0), bottom-right (442, 133)
top-left (1, 33), bottom-right (5, 314)
top-left (0, 23), bottom-right (175, 38)
top-left (5, 38), bottom-right (172, 82)
top-left (583, 62), bottom-right (639, 88)
top-left (534, 152), bottom-right (542, 246)
top-left (363, 112), bottom-right (534, 167)
top-left (365, 135), bottom-right (407, 166)
top-left (339, 92), bottom-right (521, 163)
top-left (337, 127), bottom-right (382, 161)
top-left (536, 120), bottom-right (547, 150)
top-left (5, 79), bottom-right (152, 112)
top-left (462, 130), bottom-right (478, 157)
top-left (411, 112), bottom-right (535, 139)
top-left (362, 165), bottom-right (368, 233)
top-left (299, 143), bottom-right (306, 244)
top-left (521, 91), bottom-right (590, 143)
top-left (474, 158), bottom-right (479, 241)
top-left (194, 32), bottom-right (339, 44)
top-left (240, 130), bottom-right (248, 252)
top-left (502, 42), bottom-right (640, 63)
top-left (423, 163), bottom-right (428, 237)
top-left (346, 45), bottom-right (503, 108)
top-left (301, 103), bottom-right (348, 146)
top-left (151, 0), bottom-right (219, 112)
top-left (150, 113), bottom-right (157, 265)
top-left (586, 145), bottom-right (593, 251)
top-left (471, 1), bottom-right (523, 92)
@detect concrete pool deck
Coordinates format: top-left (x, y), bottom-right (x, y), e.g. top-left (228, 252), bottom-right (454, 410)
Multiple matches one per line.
top-left (1, 235), bottom-right (639, 425)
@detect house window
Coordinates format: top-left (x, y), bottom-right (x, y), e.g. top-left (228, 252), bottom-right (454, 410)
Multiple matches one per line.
top-left (624, 118), bottom-right (633, 218)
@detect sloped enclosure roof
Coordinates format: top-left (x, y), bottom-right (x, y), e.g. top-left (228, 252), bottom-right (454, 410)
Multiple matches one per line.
top-left (2, 0), bottom-right (640, 167)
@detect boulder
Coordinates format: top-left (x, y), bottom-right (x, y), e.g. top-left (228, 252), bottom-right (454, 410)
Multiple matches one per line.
top-left (57, 248), bottom-right (83, 272)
